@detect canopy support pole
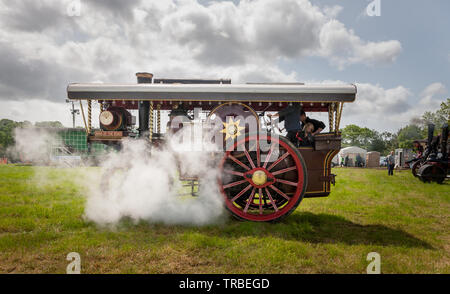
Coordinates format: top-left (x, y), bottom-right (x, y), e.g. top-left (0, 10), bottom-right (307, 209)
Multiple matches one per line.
top-left (335, 102), bottom-right (344, 132)
top-left (79, 101), bottom-right (88, 134)
top-left (157, 104), bottom-right (161, 134)
top-left (87, 100), bottom-right (92, 134)
top-left (149, 101), bottom-right (154, 142)
top-left (328, 103), bottom-right (335, 132)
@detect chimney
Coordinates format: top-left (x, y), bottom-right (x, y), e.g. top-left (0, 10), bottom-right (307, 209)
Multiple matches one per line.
top-left (136, 72), bottom-right (153, 136)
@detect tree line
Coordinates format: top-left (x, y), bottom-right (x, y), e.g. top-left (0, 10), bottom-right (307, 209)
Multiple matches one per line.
top-left (341, 99), bottom-right (449, 155)
top-left (0, 120), bottom-right (63, 157)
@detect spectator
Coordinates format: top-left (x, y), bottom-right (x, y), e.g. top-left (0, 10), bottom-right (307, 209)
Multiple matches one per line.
top-left (356, 154), bottom-right (363, 167)
top-left (387, 151), bottom-right (395, 176)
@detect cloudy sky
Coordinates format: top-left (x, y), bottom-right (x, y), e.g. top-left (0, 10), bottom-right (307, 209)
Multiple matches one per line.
top-left (0, 0), bottom-right (448, 132)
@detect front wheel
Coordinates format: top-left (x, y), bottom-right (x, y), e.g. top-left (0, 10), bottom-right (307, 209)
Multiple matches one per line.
top-left (218, 133), bottom-right (308, 222)
top-left (411, 160), bottom-right (421, 177)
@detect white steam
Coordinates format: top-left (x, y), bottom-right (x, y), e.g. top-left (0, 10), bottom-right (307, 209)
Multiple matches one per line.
top-left (10, 126), bottom-right (226, 226)
top-left (10, 127), bottom-right (59, 164)
top-left (83, 132), bottom-right (225, 226)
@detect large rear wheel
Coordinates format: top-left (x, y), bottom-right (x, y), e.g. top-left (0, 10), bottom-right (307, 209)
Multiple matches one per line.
top-left (418, 163), bottom-right (446, 184)
top-left (218, 133), bottom-right (307, 222)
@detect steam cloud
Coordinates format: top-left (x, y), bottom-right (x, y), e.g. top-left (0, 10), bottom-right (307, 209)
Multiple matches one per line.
top-left (84, 135), bottom-right (225, 226)
top-left (11, 126), bottom-right (226, 226)
top-left (10, 127), bottom-right (60, 164)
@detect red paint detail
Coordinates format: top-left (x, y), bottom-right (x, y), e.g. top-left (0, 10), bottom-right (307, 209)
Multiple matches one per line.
top-left (267, 151), bottom-right (290, 171)
top-left (223, 179), bottom-right (247, 189)
top-left (219, 133), bottom-right (305, 222)
top-left (268, 184), bottom-right (291, 201)
top-left (224, 169), bottom-right (244, 177)
top-left (243, 188), bottom-right (256, 213)
top-left (258, 188), bottom-right (263, 215)
top-left (228, 154), bottom-right (251, 171)
top-left (272, 166), bottom-right (297, 175)
top-left (262, 144), bottom-right (275, 169)
top-left (265, 187), bottom-right (278, 212)
top-left (244, 147), bottom-right (256, 169)
top-left (256, 138), bottom-right (261, 167)
top-left (231, 184), bottom-right (253, 202)
top-left (275, 178), bottom-right (298, 187)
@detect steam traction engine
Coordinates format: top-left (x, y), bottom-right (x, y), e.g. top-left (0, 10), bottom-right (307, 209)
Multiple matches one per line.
top-left (414, 123), bottom-right (449, 184)
top-left (67, 72), bottom-right (357, 222)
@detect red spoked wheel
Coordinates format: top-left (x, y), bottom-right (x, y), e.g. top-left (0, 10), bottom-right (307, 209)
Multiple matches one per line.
top-left (219, 133), bottom-right (308, 222)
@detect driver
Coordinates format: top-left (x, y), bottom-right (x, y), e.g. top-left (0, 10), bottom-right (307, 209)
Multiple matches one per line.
top-left (268, 105), bottom-right (326, 145)
top-left (268, 104), bottom-right (302, 144)
top-left (299, 109), bottom-right (325, 136)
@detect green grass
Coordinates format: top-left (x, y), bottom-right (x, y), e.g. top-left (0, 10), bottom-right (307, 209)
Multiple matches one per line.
top-left (0, 165), bottom-right (448, 273)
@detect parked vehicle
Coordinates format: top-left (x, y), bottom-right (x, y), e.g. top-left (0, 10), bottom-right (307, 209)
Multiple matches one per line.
top-left (380, 156), bottom-right (387, 167)
top-left (415, 124), bottom-right (449, 184)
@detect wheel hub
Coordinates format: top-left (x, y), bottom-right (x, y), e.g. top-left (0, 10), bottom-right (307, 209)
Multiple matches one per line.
top-left (252, 170), bottom-right (267, 185)
top-left (244, 168), bottom-right (275, 188)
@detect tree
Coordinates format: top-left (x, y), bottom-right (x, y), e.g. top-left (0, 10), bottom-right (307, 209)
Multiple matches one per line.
top-left (0, 119), bottom-right (39, 157)
top-left (397, 124), bottom-right (424, 149)
top-left (421, 98), bottom-right (449, 129)
top-left (369, 136), bottom-right (386, 153)
top-left (34, 121), bottom-right (64, 128)
top-left (341, 124), bottom-right (377, 149)
top-left (380, 131), bottom-right (398, 154)
top-left (0, 119), bottom-right (19, 156)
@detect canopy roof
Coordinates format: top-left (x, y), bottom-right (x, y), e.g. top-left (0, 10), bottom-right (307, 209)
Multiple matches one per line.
top-left (67, 83), bottom-right (357, 103)
top-left (339, 146), bottom-right (367, 155)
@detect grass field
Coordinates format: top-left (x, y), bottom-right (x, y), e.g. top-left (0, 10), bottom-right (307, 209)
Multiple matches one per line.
top-left (0, 165), bottom-right (448, 273)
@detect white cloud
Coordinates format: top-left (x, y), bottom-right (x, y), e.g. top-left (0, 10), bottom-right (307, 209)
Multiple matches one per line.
top-left (323, 5), bottom-right (343, 19)
top-left (418, 82), bottom-right (447, 111)
top-left (0, 99), bottom-right (102, 128)
top-left (339, 82), bottom-right (447, 132)
top-left (318, 20), bottom-right (402, 69)
top-left (0, 99), bottom-right (73, 126)
top-left (0, 0), bottom-right (410, 131)
top-left (0, 0), bottom-right (403, 101)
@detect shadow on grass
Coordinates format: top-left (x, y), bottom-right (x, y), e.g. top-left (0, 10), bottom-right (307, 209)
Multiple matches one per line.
top-left (103, 211), bottom-right (434, 250)
top-left (200, 212), bottom-right (434, 249)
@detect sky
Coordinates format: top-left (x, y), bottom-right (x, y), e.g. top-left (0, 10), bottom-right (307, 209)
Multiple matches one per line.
top-left (0, 0), bottom-right (448, 132)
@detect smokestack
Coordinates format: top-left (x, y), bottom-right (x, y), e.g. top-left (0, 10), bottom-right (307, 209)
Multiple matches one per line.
top-left (441, 123), bottom-right (448, 159)
top-left (137, 72), bottom-right (153, 136)
top-left (427, 124), bottom-right (435, 148)
top-left (136, 72), bottom-right (153, 84)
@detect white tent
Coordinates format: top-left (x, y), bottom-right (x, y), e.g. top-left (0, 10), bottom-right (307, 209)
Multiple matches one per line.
top-left (338, 146), bottom-right (367, 167)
